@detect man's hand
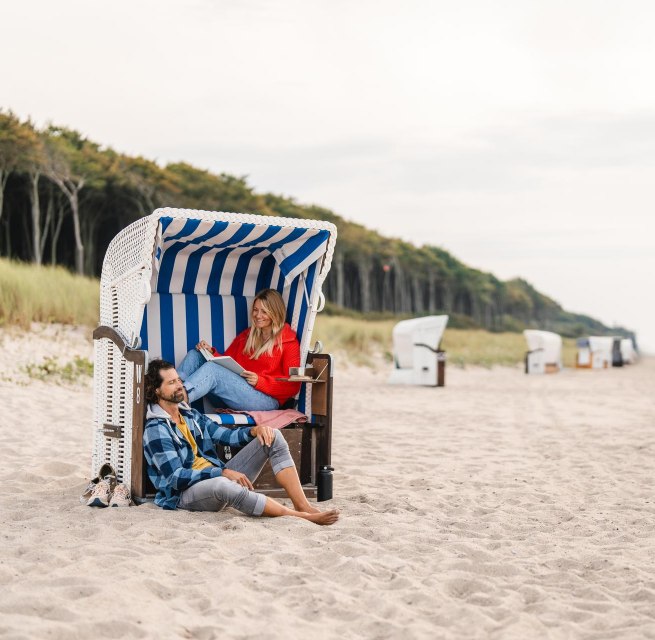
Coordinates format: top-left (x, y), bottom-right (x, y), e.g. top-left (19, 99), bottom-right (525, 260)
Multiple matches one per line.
top-left (250, 425), bottom-right (275, 447)
top-left (221, 468), bottom-right (253, 490)
top-left (241, 370), bottom-right (258, 386)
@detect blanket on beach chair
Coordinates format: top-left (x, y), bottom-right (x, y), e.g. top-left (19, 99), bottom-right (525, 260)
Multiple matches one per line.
top-left (206, 408), bottom-right (307, 429)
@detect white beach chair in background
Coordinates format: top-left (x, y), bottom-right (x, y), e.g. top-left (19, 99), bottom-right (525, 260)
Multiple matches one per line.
top-left (576, 338), bottom-right (592, 368)
top-left (588, 336), bottom-right (614, 369)
top-left (388, 315), bottom-right (448, 387)
top-left (92, 208), bottom-right (337, 501)
top-left (611, 337), bottom-right (624, 367)
top-left (620, 338), bottom-right (638, 364)
top-left (523, 329), bottom-right (562, 374)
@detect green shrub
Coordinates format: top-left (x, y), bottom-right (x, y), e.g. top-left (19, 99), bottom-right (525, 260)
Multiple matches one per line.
top-left (23, 355), bottom-right (94, 383)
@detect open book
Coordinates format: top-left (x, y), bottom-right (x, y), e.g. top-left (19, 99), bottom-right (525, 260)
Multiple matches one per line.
top-left (199, 347), bottom-right (246, 375)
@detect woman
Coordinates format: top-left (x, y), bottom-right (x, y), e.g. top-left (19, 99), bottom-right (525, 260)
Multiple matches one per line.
top-left (177, 289), bottom-right (301, 411)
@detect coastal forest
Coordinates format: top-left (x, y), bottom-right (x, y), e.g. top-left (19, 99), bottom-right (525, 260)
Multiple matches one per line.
top-left (0, 111), bottom-right (629, 339)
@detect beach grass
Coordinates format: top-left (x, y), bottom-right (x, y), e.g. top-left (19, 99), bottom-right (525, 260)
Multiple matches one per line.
top-left (313, 315), bottom-right (579, 368)
top-left (312, 316), bottom-right (397, 365)
top-left (0, 258), bottom-right (98, 328)
top-left (443, 328), bottom-right (578, 368)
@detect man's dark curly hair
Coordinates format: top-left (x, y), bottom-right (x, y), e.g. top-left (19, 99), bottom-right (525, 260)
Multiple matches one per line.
top-left (144, 359), bottom-right (176, 403)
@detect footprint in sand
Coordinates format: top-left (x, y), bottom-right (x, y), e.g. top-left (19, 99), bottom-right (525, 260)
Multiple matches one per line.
top-left (35, 461), bottom-right (79, 476)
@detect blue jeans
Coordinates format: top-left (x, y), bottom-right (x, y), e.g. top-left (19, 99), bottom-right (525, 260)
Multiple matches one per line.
top-left (177, 349), bottom-right (279, 411)
top-left (177, 431), bottom-right (294, 514)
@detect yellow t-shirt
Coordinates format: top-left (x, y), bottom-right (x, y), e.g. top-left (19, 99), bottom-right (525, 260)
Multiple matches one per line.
top-left (176, 416), bottom-right (214, 471)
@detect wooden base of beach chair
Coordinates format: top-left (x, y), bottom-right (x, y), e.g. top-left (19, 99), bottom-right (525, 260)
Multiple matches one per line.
top-left (437, 351), bottom-right (446, 386)
top-left (253, 353), bottom-right (333, 500)
top-left (251, 425), bottom-right (317, 499)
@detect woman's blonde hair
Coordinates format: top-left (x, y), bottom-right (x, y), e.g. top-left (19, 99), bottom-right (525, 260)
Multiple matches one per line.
top-left (244, 289), bottom-right (287, 359)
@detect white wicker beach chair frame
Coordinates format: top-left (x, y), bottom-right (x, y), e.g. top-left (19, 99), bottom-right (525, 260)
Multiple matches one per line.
top-left (92, 208), bottom-right (337, 492)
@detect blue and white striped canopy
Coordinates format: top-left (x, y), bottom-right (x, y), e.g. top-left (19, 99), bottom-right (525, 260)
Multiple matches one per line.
top-left (151, 216), bottom-right (331, 295)
top-left (138, 211), bottom-right (335, 415)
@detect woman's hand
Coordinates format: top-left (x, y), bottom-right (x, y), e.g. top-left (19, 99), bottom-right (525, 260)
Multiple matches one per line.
top-left (195, 340), bottom-right (213, 352)
top-left (250, 425), bottom-right (275, 447)
top-left (241, 370), bottom-right (258, 386)
top-left (221, 468), bottom-right (254, 490)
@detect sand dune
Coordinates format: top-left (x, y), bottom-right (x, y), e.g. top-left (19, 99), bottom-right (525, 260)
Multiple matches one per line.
top-left (0, 325), bottom-right (654, 639)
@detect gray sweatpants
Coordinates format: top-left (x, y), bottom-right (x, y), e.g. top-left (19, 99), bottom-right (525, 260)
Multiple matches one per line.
top-left (178, 430), bottom-right (294, 516)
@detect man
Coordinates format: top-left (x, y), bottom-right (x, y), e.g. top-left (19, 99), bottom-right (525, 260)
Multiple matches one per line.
top-left (143, 359), bottom-right (339, 525)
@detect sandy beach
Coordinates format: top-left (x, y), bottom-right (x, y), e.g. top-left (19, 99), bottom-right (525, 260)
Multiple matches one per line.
top-left (1, 324), bottom-right (654, 640)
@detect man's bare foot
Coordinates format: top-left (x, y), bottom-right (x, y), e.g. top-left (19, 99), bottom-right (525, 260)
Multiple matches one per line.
top-left (301, 509), bottom-right (339, 525)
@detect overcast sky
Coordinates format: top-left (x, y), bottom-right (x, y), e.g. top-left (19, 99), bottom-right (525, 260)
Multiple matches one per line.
top-left (2, 0), bottom-right (654, 351)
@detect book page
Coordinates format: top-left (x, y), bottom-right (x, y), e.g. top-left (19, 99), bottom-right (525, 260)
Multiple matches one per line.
top-left (198, 345), bottom-right (245, 375)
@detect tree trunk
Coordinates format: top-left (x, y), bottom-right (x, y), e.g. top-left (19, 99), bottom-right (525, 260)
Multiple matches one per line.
top-left (383, 268), bottom-right (391, 312)
top-left (40, 192), bottom-right (53, 258)
top-left (334, 251), bottom-right (344, 308)
top-left (0, 169), bottom-right (8, 225)
top-left (358, 258), bottom-right (371, 313)
top-left (443, 284), bottom-right (453, 313)
top-left (412, 275), bottom-right (424, 314)
top-left (70, 192), bottom-right (84, 274)
top-left (403, 271), bottom-right (412, 313)
top-left (50, 202), bottom-right (65, 265)
top-left (82, 210), bottom-right (100, 275)
top-left (470, 293), bottom-right (480, 324)
top-left (393, 263), bottom-right (403, 313)
top-left (49, 175), bottom-right (85, 274)
top-left (0, 170), bottom-right (7, 256)
top-left (20, 202), bottom-right (30, 255)
top-left (29, 172), bottom-right (42, 265)
top-left (484, 302), bottom-right (493, 329)
top-left (428, 271), bottom-right (436, 312)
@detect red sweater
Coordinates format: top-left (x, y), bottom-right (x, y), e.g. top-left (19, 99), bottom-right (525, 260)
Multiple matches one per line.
top-left (212, 324), bottom-right (301, 405)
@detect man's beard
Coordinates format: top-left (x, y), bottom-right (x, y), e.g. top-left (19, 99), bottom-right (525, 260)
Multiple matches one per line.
top-left (159, 390), bottom-right (184, 403)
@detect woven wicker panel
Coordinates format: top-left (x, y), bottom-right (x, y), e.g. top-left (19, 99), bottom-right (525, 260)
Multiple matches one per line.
top-left (92, 337), bottom-right (134, 487)
top-left (100, 215), bottom-right (158, 346)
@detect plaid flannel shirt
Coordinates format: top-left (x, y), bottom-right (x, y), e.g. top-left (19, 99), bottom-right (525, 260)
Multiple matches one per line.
top-left (143, 402), bottom-right (254, 509)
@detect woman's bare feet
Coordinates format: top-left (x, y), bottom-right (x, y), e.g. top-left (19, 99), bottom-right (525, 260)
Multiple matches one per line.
top-left (291, 500), bottom-right (321, 514)
top-left (305, 504), bottom-right (322, 514)
top-left (299, 509), bottom-right (339, 525)
top-left (262, 498), bottom-right (338, 524)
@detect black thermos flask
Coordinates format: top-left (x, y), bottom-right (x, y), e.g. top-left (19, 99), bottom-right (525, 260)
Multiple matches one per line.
top-left (317, 465), bottom-right (334, 501)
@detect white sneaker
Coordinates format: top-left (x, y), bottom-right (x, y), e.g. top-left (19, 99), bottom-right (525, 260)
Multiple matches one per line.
top-left (86, 479), bottom-right (112, 508)
top-left (79, 463), bottom-right (116, 504)
top-left (109, 483), bottom-right (132, 507)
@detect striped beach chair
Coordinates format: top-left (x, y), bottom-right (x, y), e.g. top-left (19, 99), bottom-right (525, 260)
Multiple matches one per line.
top-left (92, 208), bottom-right (337, 501)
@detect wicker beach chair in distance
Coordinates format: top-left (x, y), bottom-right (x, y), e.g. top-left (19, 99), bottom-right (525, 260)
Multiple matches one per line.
top-left (523, 330), bottom-right (562, 374)
top-left (388, 315), bottom-right (448, 387)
